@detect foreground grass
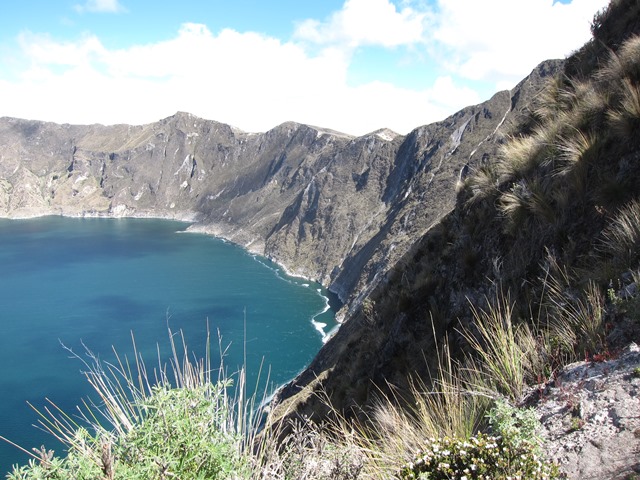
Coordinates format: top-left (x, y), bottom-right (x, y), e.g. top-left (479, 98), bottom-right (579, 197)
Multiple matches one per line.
top-left (3, 304), bottom-right (564, 479)
top-left (4, 328), bottom-right (258, 480)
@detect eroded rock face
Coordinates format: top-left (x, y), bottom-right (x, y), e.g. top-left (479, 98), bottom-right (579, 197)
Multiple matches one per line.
top-left (533, 344), bottom-right (640, 479)
top-left (0, 60), bottom-right (562, 311)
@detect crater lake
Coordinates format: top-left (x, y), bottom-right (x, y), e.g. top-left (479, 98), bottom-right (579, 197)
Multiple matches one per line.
top-left (0, 216), bottom-right (339, 472)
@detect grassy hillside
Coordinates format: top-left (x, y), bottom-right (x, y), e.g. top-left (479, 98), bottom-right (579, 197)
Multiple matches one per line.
top-left (270, 0), bottom-right (640, 416)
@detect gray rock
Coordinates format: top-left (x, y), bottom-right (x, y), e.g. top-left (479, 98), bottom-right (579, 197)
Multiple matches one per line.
top-left (534, 344), bottom-right (640, 479)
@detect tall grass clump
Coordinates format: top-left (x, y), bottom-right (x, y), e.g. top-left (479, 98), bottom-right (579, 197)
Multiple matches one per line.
top-left (607, 77), bottom-right (640, 139)
top-left (498, 177), bottom-right (558, 235)
top-left (358, 309), bottom-right (559, 479)
top-left (538, 260), bottom-right (608, 362)
top-left (358, 338), bottom-right (490, 474)
top-left (496, 133), bottom-right (550, 183)
top-left (325, 310), bottom-right (559, 478)
top-left (532, 75), bottom-right (568, 123)
top-left (555, 129), bottom-right (599, 191)
top-left (4, 328), bottom-right (267, 480)
top-left (459, 292), bottom-right (545, 403)
top-left (484, 34), bottom-right (640, 237)
top-left (255, 320), bottom-right (498, 479)
top-left (600, 199), bottom-right (640, 273)
top-left (600, 35), bottom-right (640, 86)
top-left (464, 164), bottom-right (500, 206)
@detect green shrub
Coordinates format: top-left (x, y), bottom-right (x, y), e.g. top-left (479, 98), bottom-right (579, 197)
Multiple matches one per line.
top-left (486, 399), bottom-right (542, 452)
top-left (7, 384), bottom-right (248, 480)
top-left (5, 329), bottom-right (256, 480)
top-left (116, 383), bottom-right (247, 478)
top-left (397, 432), bottom-right (559, 480)
top-left (7, 384), bottom-right (247, 480)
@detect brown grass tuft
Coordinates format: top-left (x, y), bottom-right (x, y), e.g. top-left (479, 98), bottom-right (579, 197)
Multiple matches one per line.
top-left (600, 198), bottom-right (640, 267)
top-left (608, 77), bottom-right (640, 139)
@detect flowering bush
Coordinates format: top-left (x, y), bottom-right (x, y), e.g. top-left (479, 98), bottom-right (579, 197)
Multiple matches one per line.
top-left (486, 399), bottom-right (542, 451)
top-left (397, 433), bottom-right (559, 480)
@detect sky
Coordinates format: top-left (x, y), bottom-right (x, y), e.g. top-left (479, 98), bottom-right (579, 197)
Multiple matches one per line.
top-left (0, 0), bottom-right (610, 136)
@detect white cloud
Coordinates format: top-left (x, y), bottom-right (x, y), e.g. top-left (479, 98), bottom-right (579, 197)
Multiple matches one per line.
top-left (0, 1), bottom-right (612, 135)
top-left (428, 0), bottom-right (609, 87)
top-left (74, 0), bottom-right (126, 14)
top-left (18, 32), bottom-right (106, 67)
top-left (1, 22), bottom-right (477, 135)
top-left (295, 0), bottom-right (427, 48)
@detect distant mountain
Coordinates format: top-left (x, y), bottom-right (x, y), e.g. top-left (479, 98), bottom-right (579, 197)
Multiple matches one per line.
top-left (0, 60), bottom-right (558, 318)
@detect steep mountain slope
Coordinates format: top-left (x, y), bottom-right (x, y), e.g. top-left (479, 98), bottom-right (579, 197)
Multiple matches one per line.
top-left (0, 60), bottom-right (558, 315)
top-left (271, 0), bottom-right (640, 448)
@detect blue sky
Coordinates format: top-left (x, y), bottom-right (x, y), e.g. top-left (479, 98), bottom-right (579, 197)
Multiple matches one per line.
top-left (0, 0), bottom-right (609, 135)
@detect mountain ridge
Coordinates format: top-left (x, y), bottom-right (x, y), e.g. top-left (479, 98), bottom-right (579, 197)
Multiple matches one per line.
top-left (0, 60), bottom-right (561, 315)
top-left (267, 3), bottom-right (640, 478)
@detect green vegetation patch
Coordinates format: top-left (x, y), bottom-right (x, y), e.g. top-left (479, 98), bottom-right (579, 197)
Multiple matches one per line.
top-left (398, 433), bottom-right (558, 480)
top-left (7, 382), bottom-right (248, 480)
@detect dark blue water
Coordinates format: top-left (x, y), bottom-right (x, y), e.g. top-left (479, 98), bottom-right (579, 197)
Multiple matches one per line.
top-left (0, 216), bottom-right (339, 472)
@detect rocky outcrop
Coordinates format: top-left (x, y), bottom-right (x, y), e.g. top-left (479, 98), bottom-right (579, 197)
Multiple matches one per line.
top-left (533, 344), bottom-right (640, 479)
top-left (0, 60), bottom-right (560, 316)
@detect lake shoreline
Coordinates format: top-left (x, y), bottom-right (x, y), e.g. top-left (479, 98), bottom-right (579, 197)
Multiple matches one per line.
top-left (0, 215), bottom-right (339, 471)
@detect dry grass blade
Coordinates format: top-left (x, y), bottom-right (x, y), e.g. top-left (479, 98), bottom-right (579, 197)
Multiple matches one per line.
top-left (608, 77), bottom-right (640, 139)
top-left (460, 292), bottom-right (538, 403)
top-left (532, 75), bottom-right (566, 121)
top-left (556, 129), bottom-right (597, 174)
top-left (497, 134), bottom-right (545, 182)
top-left (499, 174), bottom-right (559, 235)
top-left (545, 267), bottom-right (607, 358)
top-left (552, 128), bottom-right (599, 197)
top-left (600, 34), bottom-right (640, 84)
top-left (465, 164), bottom-right (500, 206)
top-left (600, 199), bottom-right (640, 267)
top-left (335, 326), bottom-right (491, 478)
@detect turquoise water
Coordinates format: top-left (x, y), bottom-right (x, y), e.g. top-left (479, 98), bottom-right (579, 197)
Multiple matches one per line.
top-left (0, 216), bottom-right (339, 472)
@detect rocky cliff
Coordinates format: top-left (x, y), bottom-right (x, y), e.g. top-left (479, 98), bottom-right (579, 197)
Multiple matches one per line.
top-left (0, 59), bottom-right (559, 319)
